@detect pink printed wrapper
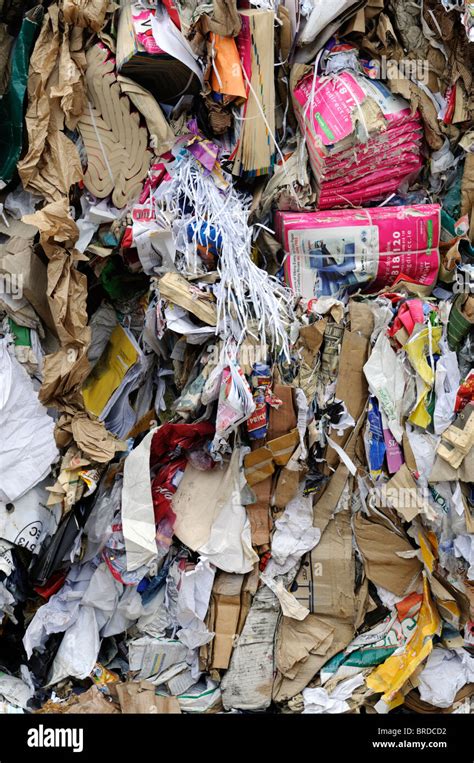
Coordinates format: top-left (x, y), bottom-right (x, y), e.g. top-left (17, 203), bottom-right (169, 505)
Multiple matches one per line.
top-left (321, 157), bottom-right (422, 191)
top-left (323, 119), bottom-right (422, 166)
top-left (323, 130), bottom-right (423, 174)
top-left (321, 153), bottom-right (422, 190)
top-left (293, 72), bottom-right (413, 146)
top-left (276, 204), bottom-right (440, 299)
top-left (133, 8), bottom-right (166, 55)
top-left (317, 168), bottom-right (423, 208)
top-left (293, 69), bottom-right (423, 208)
top-left (383, 428), bottom-right (404, 473)
top-left (215, 362), bottom-right (255, 438)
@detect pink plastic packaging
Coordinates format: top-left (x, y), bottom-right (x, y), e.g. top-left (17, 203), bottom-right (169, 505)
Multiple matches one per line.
top-left (276, 204), bottom-right (441, 299)
top-left (292, 70), bottom-right (424, 208)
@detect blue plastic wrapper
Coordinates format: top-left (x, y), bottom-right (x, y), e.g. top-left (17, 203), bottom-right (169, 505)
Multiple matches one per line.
top-left (366, 396), bottom-right (386, 481)
top-left (186, 221), bottom-right (223, 259)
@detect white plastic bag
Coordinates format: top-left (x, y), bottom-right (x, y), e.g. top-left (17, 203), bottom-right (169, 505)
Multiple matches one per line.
top-left (363, 333), bottom-right (406, 443)
top-left (48, 606), bottom-right (100, 685)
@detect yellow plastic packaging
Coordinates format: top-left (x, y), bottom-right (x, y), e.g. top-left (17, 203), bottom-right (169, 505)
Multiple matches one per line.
top-left (404, 325), bottom-right (442, 428)
top-left (366, 576), bottom-right (440, 710)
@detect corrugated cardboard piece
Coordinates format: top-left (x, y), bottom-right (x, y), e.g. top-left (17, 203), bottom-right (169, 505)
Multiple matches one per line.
top-left (221, 567), bottom-right (296, 710)
top-left (246, 476), bottom-right (272, 545)
top-left (270, 411), bottom-right (370, 702)
top-left (116, 681), bottom-right (181, 714)
top-left (78, 44), bottom-right (152, 208)
top-left (325, 328), bottom-right (370, 468)
top-left (354, 511), bottom-right (423, 596)
top-left (243, 429), bottom-right (299, 485)
top-left (267, 384), bottom-right (297, 440)
top-left (437, 404), bottom-right (474, 468)
top-left (272, 614), bottom-right (354, 702)
top-left (63, 686), bottom-right (119, 714)
top-left (221, 580), bottom-right (280, 710)
top-left (206, 571), bottom-right (246, 670)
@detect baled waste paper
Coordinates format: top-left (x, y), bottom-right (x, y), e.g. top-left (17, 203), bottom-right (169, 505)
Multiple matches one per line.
top-left (0, 0), bottom-right (472, 716)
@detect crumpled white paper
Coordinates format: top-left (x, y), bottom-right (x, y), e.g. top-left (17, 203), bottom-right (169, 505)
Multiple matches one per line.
top-left (302, 674), bottom-right (364, 713)
top-left (265, 492), bottom-right (320, 576)
top-left (122, 428), bottom-right (158, 572)
top-left (176, 559), bottom-right (216, 648)
top-left (418, 647), bottom-right (474, 708)
top-left (260, 573), bottom-right (309, 620)
top-left (433, 347), bottom-right (460, 435)
top-left (0, 667), bottom-right (34, 710)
